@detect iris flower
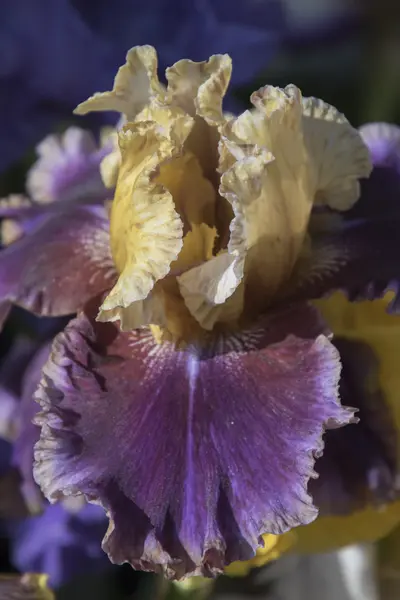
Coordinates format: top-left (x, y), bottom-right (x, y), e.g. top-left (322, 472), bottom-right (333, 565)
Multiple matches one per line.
top-left (2, 46), bottom-right (400, 580)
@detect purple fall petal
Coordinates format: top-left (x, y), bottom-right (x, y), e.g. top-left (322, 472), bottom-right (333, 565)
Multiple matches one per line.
top-left (311, 337), bottom-right (400, 516)
top-left (287, 123), bottom-right (400, 311)
top-left (0, 204), bottom-right (115, 321)
top-left (33, 304), bottom-right (353, 579)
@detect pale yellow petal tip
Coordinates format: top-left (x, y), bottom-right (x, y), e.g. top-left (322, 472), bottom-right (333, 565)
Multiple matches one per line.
top-left (302, 97), bottom-right (372, 211)
top-left (166, 54), bottom-right (232, 125)
top-left (74, 45), bottom-right (164, 120)
top-left (251, 84), bottom-right (303, 123)
top-left (98, 293), bottom-right (168, 331)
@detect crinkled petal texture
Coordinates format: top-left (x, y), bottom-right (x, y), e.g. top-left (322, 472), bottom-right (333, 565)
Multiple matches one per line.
top-left (0, 204), bottom-right (116, 323)
top-left (34, 304), bottom-right (353, 579)
top-left (75, 46), bottom-right (371, 335)
top-left (288, 123), bottom-right (400, 309)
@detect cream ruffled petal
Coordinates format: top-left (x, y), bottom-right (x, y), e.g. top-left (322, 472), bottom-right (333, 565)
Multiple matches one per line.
top-left (302, 97), bottom-right (372, 210)
top-left (179, 85), bottom-right (313, 328)
top-left (98, 292), bottom-right (167, 331)
top-left (99, 119), bottom-right (126, 188)
top-left (166, 54), bottom-right (232, 125)
top-left (98, 108), bottom-right (194, 325)
top-left (74, 45), bottom-right (165, 120)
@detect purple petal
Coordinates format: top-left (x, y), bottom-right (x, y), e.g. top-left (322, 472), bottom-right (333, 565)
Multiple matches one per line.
top-left (11, 344), bottom-right (53, 514)
top-left (34, 304), bottom-right (353, 579)
top-left (287, 123), bottom-right (400, 310)
top-left (25, 127), bottom-right (111, 205)
top-left (0, 204), bottom-right (116, 320)
top-left (311, 337), bottom-right (400, 516)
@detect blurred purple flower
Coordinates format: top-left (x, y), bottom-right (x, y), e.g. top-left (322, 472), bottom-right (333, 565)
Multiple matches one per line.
top-left (11, 502), bottom-right (108, 588)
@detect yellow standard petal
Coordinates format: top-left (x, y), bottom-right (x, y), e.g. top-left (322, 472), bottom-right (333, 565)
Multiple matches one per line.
top-left (178, 85), bottom-right (313, 328)
top-left (166, 54), bottom-right (232, 184)
top-left (99, 118), bottom-right (126, 188)
top-left (285, 292), bottom-right (400, 553)
top-left (74, 45), bottom-right (166, 120)
top-left (302, 97), bottom-right (372, 210)
top-left (98, 106), bottom-right (193, 326)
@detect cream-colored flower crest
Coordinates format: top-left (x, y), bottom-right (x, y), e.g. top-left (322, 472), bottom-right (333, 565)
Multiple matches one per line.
top-left (75, 45), bottom-right (372, 340)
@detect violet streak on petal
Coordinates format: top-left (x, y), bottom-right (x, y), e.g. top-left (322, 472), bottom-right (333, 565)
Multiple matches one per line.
top-left (33, 304), bottom-right (354, 579)
top-left (311, 337), bottom-right (400, 516)
top-left (286, 123), bottom-right (400, 310)
top-left (0, 204), bottom-right (116, 322)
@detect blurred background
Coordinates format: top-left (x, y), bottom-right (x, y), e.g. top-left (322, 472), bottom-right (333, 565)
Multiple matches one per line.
top-left (1, 0), bottom-right (400, 598)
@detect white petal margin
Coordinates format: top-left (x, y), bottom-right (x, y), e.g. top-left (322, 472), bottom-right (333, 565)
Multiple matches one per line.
top-left (359, 122), bottom-right (400, 166)
top-left (302, 97), bottom-right (372, 211)
top-left (98, 108), bottom-right (194, 327)
top-left (74, 45), bottom-right (166, 121)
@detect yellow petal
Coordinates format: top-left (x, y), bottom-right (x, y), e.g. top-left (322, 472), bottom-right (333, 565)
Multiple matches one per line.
top-left (225, 532), bottom-right (295, 577)
top-left (302, 97), bottom-right (372, 210)
top-left (74, 45), bottom-right (165, 120)
top-left (98, 293), bottom-right (167, 332)
top-left (155, 152), bottom-right (216, 231)
top-left (378, 522), bottom-right (400, 599)
top-left (178, 85), bottom-right (312, 328)
top-left (166, 55), bottom-right (232, 185)
top-left (166, 54), bottom-right (232, 125)
top-left (315, 292), bottom-right (400, 447)
top-left (98, 109), bottom-right (193, 325)
top-left (288, 502), bottom-right (400, 554)
top-left (290, 292), bottom-right (400, 554)
top-left (99, 122), bottom-right (124, 188)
